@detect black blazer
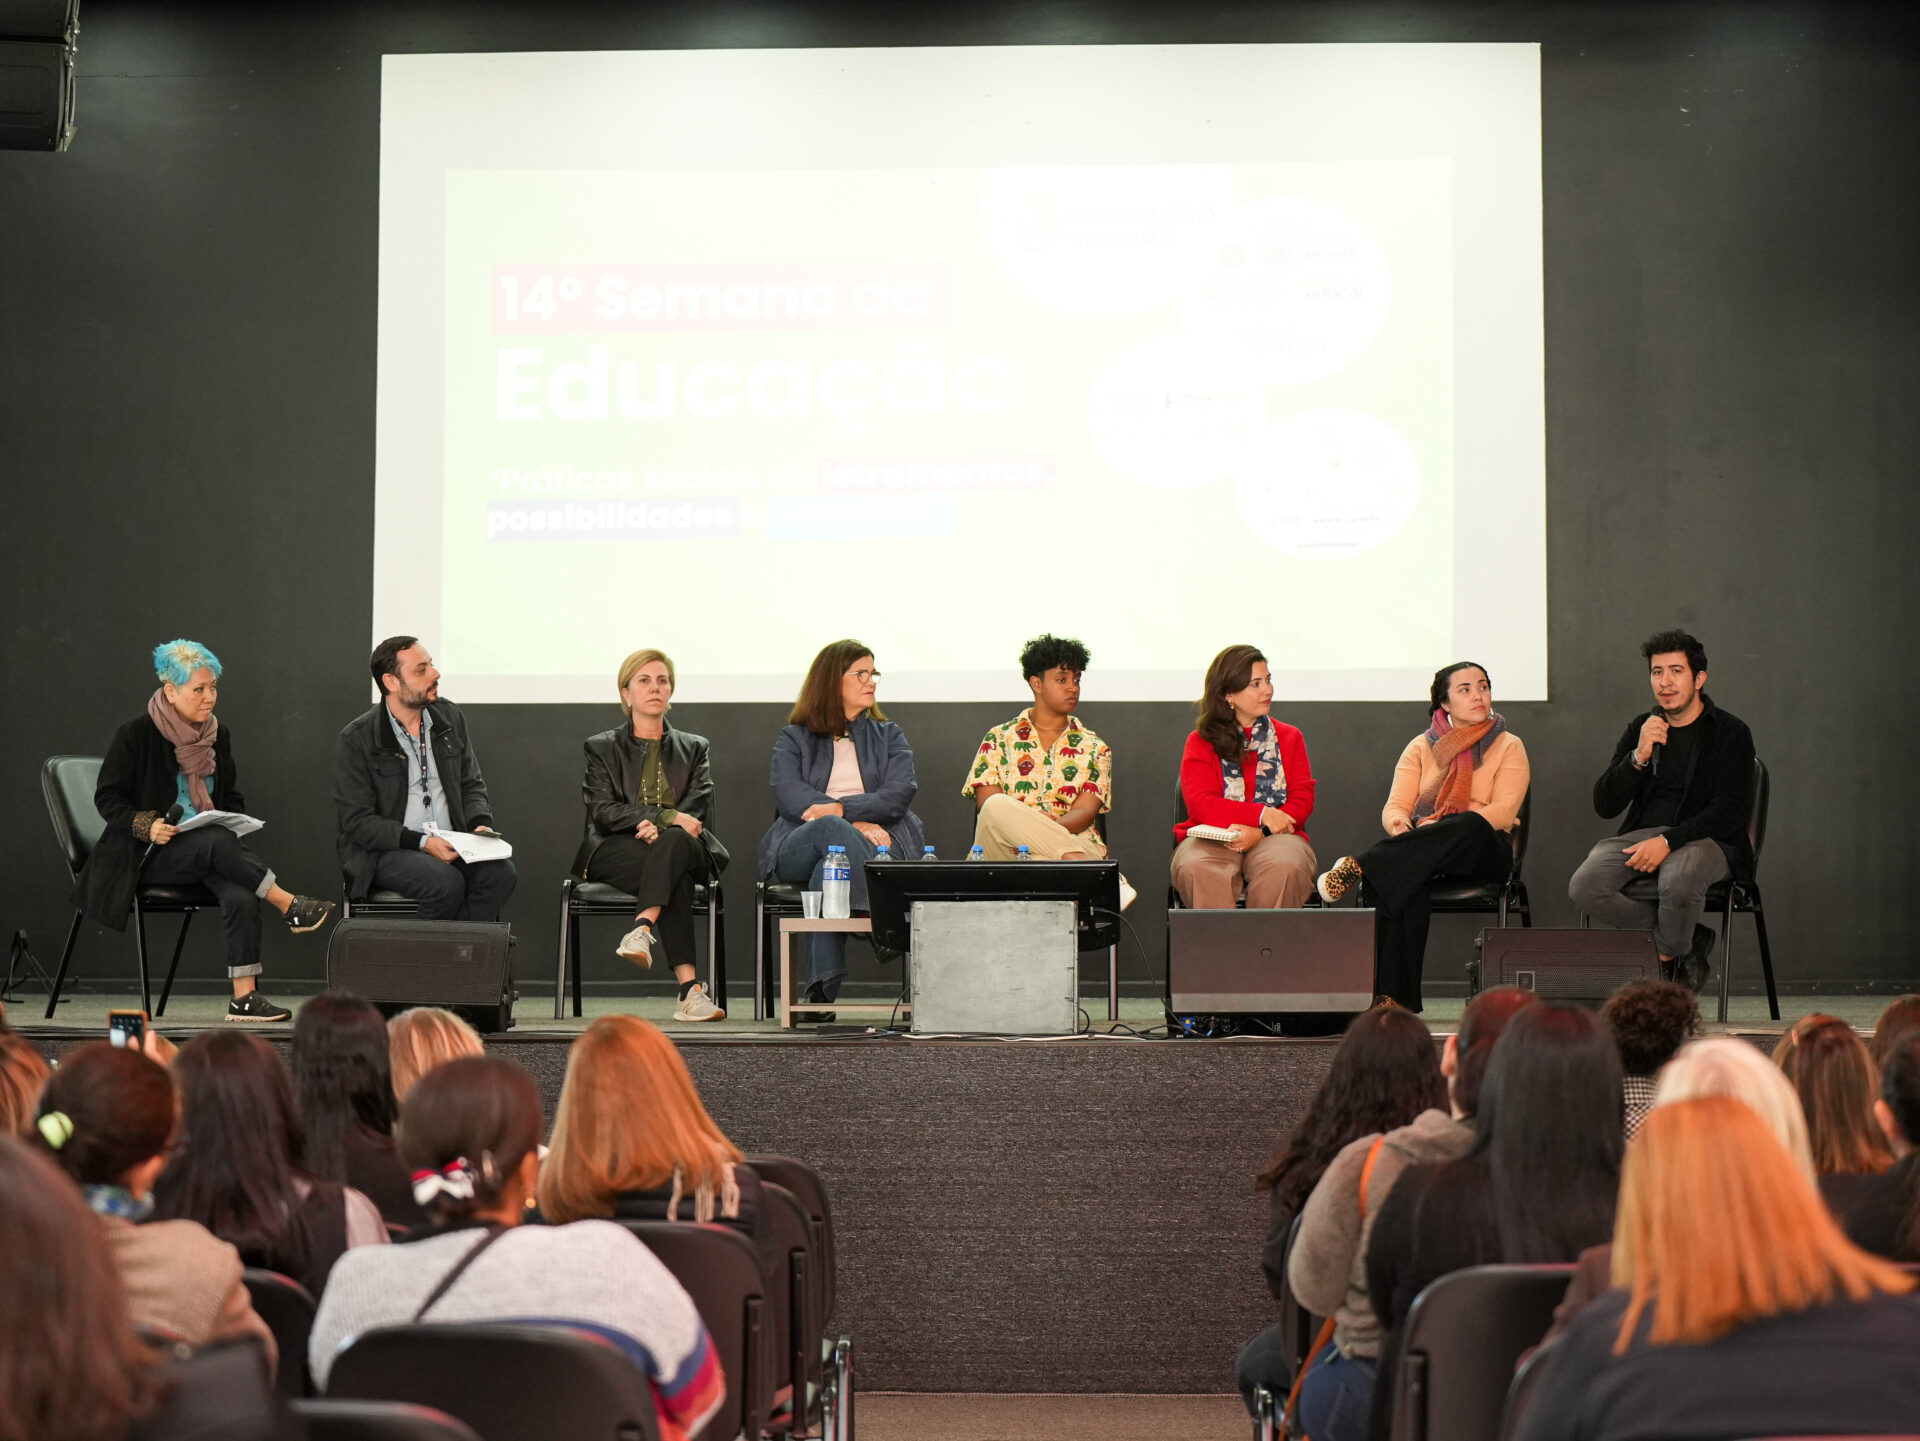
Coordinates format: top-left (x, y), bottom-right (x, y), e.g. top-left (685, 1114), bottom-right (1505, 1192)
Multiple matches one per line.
top-left (334, 699), bottom-right (496, 898)
top-left (75, 714), bottom-right (249, 930)
top-left (1590, 693), bottom-right (1757, 880)
top-left (573, 722), bottom-right (731, 879)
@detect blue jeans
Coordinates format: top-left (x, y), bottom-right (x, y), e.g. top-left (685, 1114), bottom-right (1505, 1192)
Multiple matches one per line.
top-left (773, 817), bottom-right (876, 1000)
top-left (1296, 1341), bottom-right (1376, 1441)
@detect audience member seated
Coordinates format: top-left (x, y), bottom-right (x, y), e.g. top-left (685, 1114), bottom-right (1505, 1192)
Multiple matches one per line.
top-left (577, 647), bottom-right (730, 1022)
top-left (1774, 1014), bottom-right (1894, 1238)
top-left (0, 1032), bottom-right (51, 1136)
top-left (309, 1055), bottom-right (724, 1441)
top-left (538, 1014), bottom-right (764, 1237)
top-left (1869, 993), bottom-right (1920, 1068)
top-left (154, 1030), bottom-right (387, 1296)
top-left (30, 1041), bottom-right (275, 1365)
top-left (1365, 1002), bottom-right (1622, 1441)
top-left (389, 1006), bottom-right (484, 1104)
top-left (1173, 645), bottom-right (1318, 911)
top-left (759, 638), bottom-right (925, 1015)
top-left (294, 992), bottom-right (424, 1229)
top-left (1285, 987), bottom-right (1539, 1441)
top-left (1233, 1005), bottom-right (1445, 1416)
top-left (1827, 1030), bottom-right (1920, 1259)
top-left (1543, 1034), bottom-right (1817, 1341)
top-left (1314, 663), bottom-right (1529, 1010)
top-left (1512, 1098), bottom-right (1920, 1441)
top-left (1598, 980), bottom-right (1698, 1139)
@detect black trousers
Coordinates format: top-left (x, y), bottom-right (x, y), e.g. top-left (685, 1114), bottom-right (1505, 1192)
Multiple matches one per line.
top-left (585, 829), bottom-right (705, 973)
top-left (141, 825), bottom-right (272, 979)
top-left (1358, 812), bottom-right (1511, 1011)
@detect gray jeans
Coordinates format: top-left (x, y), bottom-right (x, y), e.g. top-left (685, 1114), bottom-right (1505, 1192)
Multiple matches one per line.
top-left (1568, 827), bottom-right (1730, 958)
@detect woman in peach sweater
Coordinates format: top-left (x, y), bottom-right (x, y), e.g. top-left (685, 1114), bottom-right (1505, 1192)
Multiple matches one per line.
top-left (1316, 662), bottom-right (1529, 1010)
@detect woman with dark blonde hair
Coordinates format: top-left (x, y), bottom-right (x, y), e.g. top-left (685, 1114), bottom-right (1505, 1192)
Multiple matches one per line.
top-left (388, 1006), bottom-right (484, 1104)
top-left (539, 1014), bottom-right (762, 1235)
top-left (1172, 645), bottom-right (1317, 910)
top-left (576, 647), bottom-right (730, 1022)
top-left (1513, 1097), bottom-right (1920, 1441)
top-left (757, 639), bottom-right (925, 1013)
top-left (1773, 1013), bottom-right (1893, 1177)
top-left (0, 1033), bottom-right (51, 1137)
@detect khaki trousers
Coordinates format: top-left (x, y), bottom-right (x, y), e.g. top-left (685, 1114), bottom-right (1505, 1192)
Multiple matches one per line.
top-left (1170, 833), bottom-right (1317, 909)
top-left (972, 791), bottom-right (1109, 859)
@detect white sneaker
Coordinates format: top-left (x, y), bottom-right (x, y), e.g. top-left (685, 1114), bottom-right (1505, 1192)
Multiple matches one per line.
top-left (673, 983), bottom-right (725, 1022)
top-left (1119, 877), bottom-right (1138, 911)
top-left (616, 921), bottom-right (657, 970)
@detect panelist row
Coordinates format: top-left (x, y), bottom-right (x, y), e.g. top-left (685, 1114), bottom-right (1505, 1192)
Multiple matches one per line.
top-left (71, 629), bottom-right (1754, 1024)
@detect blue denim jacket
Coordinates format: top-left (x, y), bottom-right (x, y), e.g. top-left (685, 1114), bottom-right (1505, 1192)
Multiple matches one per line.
top-left (755, 717), bottom-right (927, 878)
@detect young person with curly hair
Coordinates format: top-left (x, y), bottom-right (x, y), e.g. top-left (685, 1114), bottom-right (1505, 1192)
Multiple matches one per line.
top-left (1599, 979), bottom-right (1699, 1139)
top-left (1172, 645), bottom-right (1318, 911)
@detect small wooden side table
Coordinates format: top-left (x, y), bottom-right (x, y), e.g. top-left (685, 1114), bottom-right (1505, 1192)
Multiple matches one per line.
top-left (777, 916), bottom-right (910, 1029)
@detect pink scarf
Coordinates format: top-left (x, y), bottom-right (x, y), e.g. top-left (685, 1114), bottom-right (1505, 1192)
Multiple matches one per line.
top-left (147, 688), bottom-right (218, 814)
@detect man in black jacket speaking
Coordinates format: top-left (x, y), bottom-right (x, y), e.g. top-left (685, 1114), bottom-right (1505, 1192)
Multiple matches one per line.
top-left (334, 637), bottom-right (517, 921)
top-left (1569, 629), bottom-right (1756, 992)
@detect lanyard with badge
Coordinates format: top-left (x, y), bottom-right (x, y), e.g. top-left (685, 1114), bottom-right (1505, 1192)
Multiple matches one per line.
top-left (403, 713), bottom-right (432, 812)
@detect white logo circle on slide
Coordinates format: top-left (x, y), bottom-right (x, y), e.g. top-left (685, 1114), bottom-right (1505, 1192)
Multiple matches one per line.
top-left (1180, 196), bottom-right (1391, 386)
top-left (979, 165), bottom-right (1233, 319)
top-left (1234, 409), bottom-right (1421, 557)
top-left (1086, 336), bottom-right (1269, 491)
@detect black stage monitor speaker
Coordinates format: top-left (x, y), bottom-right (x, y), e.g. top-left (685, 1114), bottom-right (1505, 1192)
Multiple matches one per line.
top-left (326, 918), bottom-right (515, 1032)
top-left (1168, 908), bottom-right (1376, 1014)
top-left (0, 2), bottom-right (80, 152)
top-left (1475, 927), bottom-right (1659, 1007)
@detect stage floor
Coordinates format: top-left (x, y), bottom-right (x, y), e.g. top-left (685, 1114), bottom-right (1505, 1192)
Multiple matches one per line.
top-left (6, 988), bottom-right (1880, 1037)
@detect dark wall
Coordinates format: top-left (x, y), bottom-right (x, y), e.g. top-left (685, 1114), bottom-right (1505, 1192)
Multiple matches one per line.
top-left (3, 1), bottom-right (1916, 1003)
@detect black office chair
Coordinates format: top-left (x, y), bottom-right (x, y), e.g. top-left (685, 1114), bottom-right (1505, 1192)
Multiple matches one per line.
top-left (243, 1268), bottom-right (318, 1398)
top-left (342, 881), bottom-right (421, 920)
top-left (291, 1399), bottom-right (483, 1441)
top-left (620, 1221), bottom-right (773, 1441)
top-left (1385, 1264), bottom-right (1573, 1441)
top-left (1583, 756), bottom-right (1776, 1024)
top-left (1428, 788), bottom-right (1533, 930)
top-left (327, 1323), bottom-right (661, 1441)
top-left (555, 876), bottom-right (727, 1021)
top-left (40, 754), bottom-right (217, 1020)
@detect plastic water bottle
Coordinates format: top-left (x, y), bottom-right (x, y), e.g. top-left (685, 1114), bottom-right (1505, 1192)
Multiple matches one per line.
top-left (922, 845), bottom-right (937, 861)
top-left (1016, 845), bottom-right (1031, 860)
top-left (875, 844), bottom-right (891, 861)
top-left (969, 843), bottom-right (985, 861)
top-left (822, 846), bottom-right (852, 919)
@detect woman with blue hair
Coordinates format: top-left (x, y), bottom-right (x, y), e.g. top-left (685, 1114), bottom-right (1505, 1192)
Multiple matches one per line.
top-left (73, 639), bottom-right (333, 1022)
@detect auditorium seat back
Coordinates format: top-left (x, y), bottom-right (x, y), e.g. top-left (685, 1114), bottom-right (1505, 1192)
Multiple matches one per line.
top-left (1388, 1264), bottom-right (1573, 1441)
top-left (620, 1220), bottom-right (773, 1441)
top-left (761, 1180), bottom-right (824, 1417)
top-left (745, 1155), bottom-right (838, 1320)
top-left (242, 1268), bottom-right (318, 1397)
top-left (292, 1398), bottom-right (483, 1441)
top-left (327, 1323), bottom-right (662, 1441)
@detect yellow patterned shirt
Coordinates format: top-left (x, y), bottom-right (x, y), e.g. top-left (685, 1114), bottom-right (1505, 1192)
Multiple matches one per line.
top-left (962, 709), bottom-right (1113, 838)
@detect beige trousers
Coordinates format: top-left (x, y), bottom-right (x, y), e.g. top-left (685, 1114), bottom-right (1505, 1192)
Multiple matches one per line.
top-left (1169, 833), bottom-right (1317, 909)
top-left (972, 792), bottom-right (1109, 860)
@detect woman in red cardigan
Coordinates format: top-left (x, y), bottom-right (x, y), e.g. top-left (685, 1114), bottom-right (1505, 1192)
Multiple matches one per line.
top-left (1172, 645), bottom-right (1317, 909)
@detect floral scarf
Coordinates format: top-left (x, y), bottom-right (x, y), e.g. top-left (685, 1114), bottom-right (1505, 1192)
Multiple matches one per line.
top-left (1413, 709), bottom-right (1507, 821)
top-left (1221, 716), bottom-right (1287, 808)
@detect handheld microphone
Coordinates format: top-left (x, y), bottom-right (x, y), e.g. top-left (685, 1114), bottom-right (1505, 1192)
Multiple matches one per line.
top-left (1649, 741), bottom-right (1663, 775)
top-left (139, 804), bottom-right (185, 874)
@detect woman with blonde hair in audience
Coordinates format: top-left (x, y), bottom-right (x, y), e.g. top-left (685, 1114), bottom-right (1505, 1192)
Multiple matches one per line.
top-left (0, 1033), bottom-right (51, 1136)
top-left (1513, 1097), bottom-right (1920, 1441)
top-left (388, 1006), bottom-right (483, 1104)
top-left (1773, 1013), bottom-right (1893, 1249)
top-left (539, 1014), bottom-right (764, 1237)
top-left (30, 1042), bottom-right (275, 1366)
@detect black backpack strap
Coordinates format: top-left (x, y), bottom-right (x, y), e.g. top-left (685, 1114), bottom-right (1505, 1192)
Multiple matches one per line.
top-left (412, 1225), bottom-right (510, 1323)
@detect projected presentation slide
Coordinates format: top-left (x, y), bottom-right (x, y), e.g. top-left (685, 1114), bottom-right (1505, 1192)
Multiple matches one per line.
top-left (376, 44), bottom-right (1544, 703)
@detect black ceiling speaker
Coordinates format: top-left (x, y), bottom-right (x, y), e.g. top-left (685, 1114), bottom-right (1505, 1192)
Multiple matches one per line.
top-left (0, 0), bottom-right (79, 152)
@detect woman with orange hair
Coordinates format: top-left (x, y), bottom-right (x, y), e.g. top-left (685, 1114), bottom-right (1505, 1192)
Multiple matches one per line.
top-left (538, 1015), bottom-right (763, 1237)
top-left (1513, 1096), bottom-right (1920, 1441)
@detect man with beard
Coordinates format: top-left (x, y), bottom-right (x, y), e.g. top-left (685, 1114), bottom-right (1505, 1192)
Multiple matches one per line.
top-left (1569, 629), bottom-right (1756, 992)
top-left (334, 636), bottom-right (518, 921)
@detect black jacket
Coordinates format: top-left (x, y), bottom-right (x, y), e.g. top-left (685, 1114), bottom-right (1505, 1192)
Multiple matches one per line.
top-left (1590, 693), bottom-right (1757, 880)
top-left (75, 714), bottom-right (249, 930)
top-left (334, 700), bottom-right (496, 899)
top-left (573, 722), bottom-right (731, 879)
